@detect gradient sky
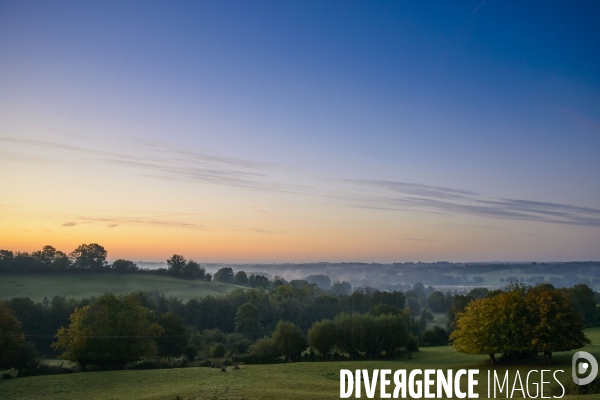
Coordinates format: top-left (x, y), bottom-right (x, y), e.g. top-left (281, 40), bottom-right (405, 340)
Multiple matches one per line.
top-left (1, 1), bottom-right (599, 262)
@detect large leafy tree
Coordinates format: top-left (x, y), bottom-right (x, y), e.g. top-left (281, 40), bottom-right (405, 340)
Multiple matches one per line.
top-left (427, 291), bottom-right (448, 312)
top-left (70, 243), bottom-right (107, 270)
top-left (272, 320), bottom-right (307, 361)
top-left (307, 319), bottom-right (336, 358)
top-left (234, 271), bottom-right (249, 286)
top-left (565, 284), bottom-right (600, 327)
top-left (451, 285), bottom-right (589, 364)
top-left (214, 267), bottom-right (234, 284)
top-left (526, 286), bottom-right (590, 363)
top-left (450, 296), bottom-right (505, 363)
top-left (182, 260), bottom-right (205, 279)
top-left (111, 259), bottom-right (138, 273)
top-left (53, 294), bottom-right (164, 368)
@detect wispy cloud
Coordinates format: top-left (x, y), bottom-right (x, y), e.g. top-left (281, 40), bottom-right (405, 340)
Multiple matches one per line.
top-left (61, 222), bottom-right (76, 227)
top-left (0, 136), bottom-right (311, 195)
top-left (345, 179), bottom-right (600, 227)
top-left (4, 135), bottom-right (600, 229)
top-left (401, 238), bottom-right (437, 242)
top-left (77, 216), bottom-right (206, 230)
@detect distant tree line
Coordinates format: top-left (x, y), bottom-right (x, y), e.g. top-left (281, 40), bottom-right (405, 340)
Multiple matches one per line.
top-left (0, 246), bottom-right (354, 296)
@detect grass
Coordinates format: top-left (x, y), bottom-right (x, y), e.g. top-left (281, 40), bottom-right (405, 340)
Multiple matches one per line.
top-left (0, 273), bottom-right (243, 302)
top-left (2, 328), bottom-right (600, 399)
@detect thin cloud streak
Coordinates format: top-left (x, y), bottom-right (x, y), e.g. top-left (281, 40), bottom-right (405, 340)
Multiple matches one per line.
top-left (347, 179), bottom-right (600, 228)
top-left (4, 136), bottom-right (600, 228)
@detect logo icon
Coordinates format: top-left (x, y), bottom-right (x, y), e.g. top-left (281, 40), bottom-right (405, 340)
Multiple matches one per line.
top-left (572, 351), bottom-right (598, 385)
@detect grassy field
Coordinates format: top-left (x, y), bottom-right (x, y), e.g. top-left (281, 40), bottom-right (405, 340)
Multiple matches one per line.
top-left (0, 273), bottom-right (242, 302)
top-left (2, 328), bottom-right (600, 399)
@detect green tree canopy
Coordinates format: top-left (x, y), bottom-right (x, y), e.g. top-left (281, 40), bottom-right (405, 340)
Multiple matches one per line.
top-left (307, 319), bottom-right (336, 358)
top-left (214, 267), bottom-right (234, 284)
top-left (235, 302), bottom-right (263, 338)
top-left (167, 254), bottom-right (186, 276)
top-left (427, 291), bottom-right (448, 312)
top-left (70, 243), bottom-right (107, 270)
top-left (234, 271), bottom-right (249, 285)
top-left (183, 260), bottom-right (205, 279)
top-left (272, 320), bottom-right (307, 361)
top-left (53, 294), bottom-right (164, 368)
top-left (111, 259), bottom-right (138, 273)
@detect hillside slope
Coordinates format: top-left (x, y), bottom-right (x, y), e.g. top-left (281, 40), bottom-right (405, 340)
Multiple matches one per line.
top-left (0, 273), bottom-right (242, 302)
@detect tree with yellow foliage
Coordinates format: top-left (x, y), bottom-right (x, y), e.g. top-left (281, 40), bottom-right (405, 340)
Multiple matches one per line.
top-left (53, 294), bottom-right (164, 369)
top-left (451, 284), bottom-right (589, 364)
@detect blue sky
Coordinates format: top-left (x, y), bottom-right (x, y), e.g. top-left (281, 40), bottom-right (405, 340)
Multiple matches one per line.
top-left (1, 1), bottom-right (599, 261)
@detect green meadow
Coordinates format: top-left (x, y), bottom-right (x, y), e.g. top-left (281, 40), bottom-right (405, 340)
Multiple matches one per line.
top-left (0, 273), bottom-right (241, 302)
top-left (2, 328), bottom-right (599, 399)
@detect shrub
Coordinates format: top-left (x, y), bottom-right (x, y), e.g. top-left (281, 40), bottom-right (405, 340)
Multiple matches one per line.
top-left (209, 343), bottom-right (226, 358)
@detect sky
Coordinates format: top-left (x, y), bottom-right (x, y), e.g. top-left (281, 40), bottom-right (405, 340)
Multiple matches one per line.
top-left (1, 1), bottom-right (599, 263)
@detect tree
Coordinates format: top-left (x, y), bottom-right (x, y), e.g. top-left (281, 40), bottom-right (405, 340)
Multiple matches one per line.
top-left (0, 302), bottom-right (26, 371)
top-left (156, 312), bottom-right (188, 358)
top-left (405, 296), bottom-right (421, 316)
top-left (331, 281), bottom-right (352, 296)
top-left (248, 274), bottom-right (270, 288)
top-left (447, 294), bottom-right (473, 331)
top-left (308, 319), bottom-right (336, 359)
top-left (406, 335), bottom-right (419, 359)
top-left (305, 274), bottom-right (331, 289)
top-left (526, 286), bottom-right (590, 363)
top-left (427, 291), bottom-right (448, 312)
top-left (247, 337), bottom-right (279, 363)
top-left (32, 245), bottom-right (57, 267)
top-left (421, 326), bottom-right (448, 346)
top-left (450, 285), bottom-right (590, 364)
top-left (214, 268), bottom-right (234, 284)
top-left (226, 333), bottom-right (250, 356)
top-left (183, 344), bottom-right (198, 361)
top-left (377, 314), bottom-right (409, 357)
top-left (468, 287), bottom-right (489, 299)
top-left (112, 259), bottom-right (138, 273)
top-left (182, 260), bottom-right (205, 279)
top-left (167, 254), bottom-right (186, 276)
top-left (450, 296), bottom-right (504, 363)
top-left (209, 342), bottom-right (226, 358)
top-left (70, 243), bottom-right (107, 270)
top-left (565, 284), bottom-right (599, 327)
top-left (272, 321), bottom-right (307, 361)
top-left (234, 271), bottom-right (249, 286)
top-left (235, 303), bottom-right (263, 338)
top-left (53, 294), bottom-right (164, 368)
top-left (417, 308), bottom-right (433, 333)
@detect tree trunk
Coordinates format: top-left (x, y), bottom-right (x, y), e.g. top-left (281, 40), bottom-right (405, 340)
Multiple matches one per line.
top-left (544, 351), bottom-right (553, 364)
top-left (489, 353), bottom-right (497, 364)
